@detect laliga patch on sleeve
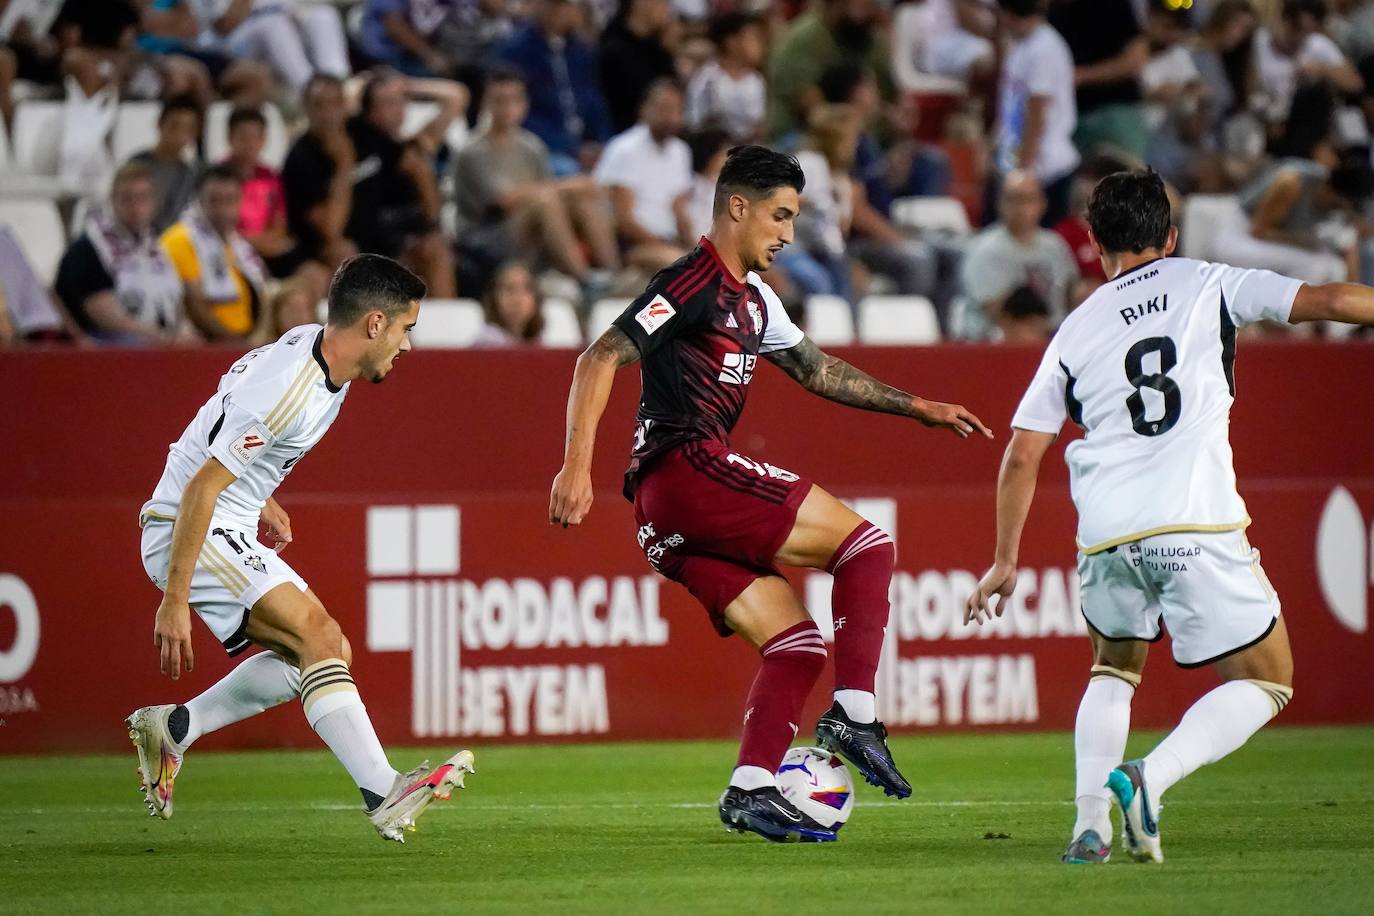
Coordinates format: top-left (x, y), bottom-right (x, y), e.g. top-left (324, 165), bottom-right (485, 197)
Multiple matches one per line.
top-left (634, 295), bottom-right (676, 335)
top-left (229, 424), bottom-right (272, 466)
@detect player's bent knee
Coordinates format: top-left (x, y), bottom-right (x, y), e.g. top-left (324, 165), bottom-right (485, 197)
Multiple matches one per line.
top-left (339, 633), bottom-right (353, 666)
top-left (1247, 679), bottom-right (1293, 716)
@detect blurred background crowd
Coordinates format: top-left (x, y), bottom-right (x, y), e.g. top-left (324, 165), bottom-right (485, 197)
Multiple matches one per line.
top-left (2, 0), bottom-right (1373, 349)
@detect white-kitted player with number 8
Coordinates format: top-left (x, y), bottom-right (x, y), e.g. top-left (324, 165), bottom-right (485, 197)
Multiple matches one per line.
top-left (964, 169), bottom-right (1374, 866)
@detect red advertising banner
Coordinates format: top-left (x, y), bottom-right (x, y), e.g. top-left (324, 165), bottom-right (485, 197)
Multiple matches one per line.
top-left (2, 343), bottom-right (1372, 753)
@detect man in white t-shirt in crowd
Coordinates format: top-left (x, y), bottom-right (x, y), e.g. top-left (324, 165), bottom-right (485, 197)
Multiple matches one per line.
top-left (954, 169), bottom-right (1080, 340)
top-left (1254, 0), bottom-right (1363, 128)
top-left (594, 78), bottom-right (696, 271)
top-left (992, 0), bottom-right (1079, 227)
top-left (966, 169), bottom-right (1374, 866)
top-left (685, 12), bottom-right (767, 142)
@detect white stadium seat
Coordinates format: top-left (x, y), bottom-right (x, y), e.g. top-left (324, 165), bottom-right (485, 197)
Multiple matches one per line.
top-left (0, 198), bottom-right (67, 285)
top-left (112, 101), bottom-right (161, 163)
top-left (857, 295), bottom-right (941, 345)
top-left (204, 101), bottom-right (291, 170)
top-left (409, 298), bottom-right (484, 347)
top-left (0, 121), bottom-right (10, 169)
top-left (803, 294), bottom-right (855, 346)
top-left (540, 297), bottom-right (583, 347)
top-left (12, 100), bottom-right (64, 175)
top-left (891, 195), bottom-right (972, 238)
top-left (1180, 194), bottom-right (1243, 262)
top-left (588, 298), bottom-right (632, 336)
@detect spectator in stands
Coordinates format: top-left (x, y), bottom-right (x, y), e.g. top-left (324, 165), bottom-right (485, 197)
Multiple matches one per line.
top-left (266, 274), bottom-right (321, 336)
top-left (1048, 0), bottom-right (1149, 161)
top-left (954, 168), bottom-right (1080, 340)
top-left (1053, 166), bottom-right (1109, 296)
top-left (54, 161), bottom-right (188, 343)
top-left (474, 260), bottom-right (545, 346)
top-left (599, 0), bottom-right (679, 134)
top-left (345, 68), bottom-right (457, 297)
top-left (992, 0), bottom-right (1079, 227)
top-left (594, 78), bottom-right (695, 269)
top-left (1253, 1), bottom-right (1362, 147)
top-left (453, 67), bottom-right (620, 292)
top-left (282, 74), bottom-right (359, 272)
top-left (0, 226), bottom-right (82, 343)
top-left (685, 127), bottom-right (733, 238)
top-left (160, 164), bottom-right (269, 341)
top-left (766, 0), bottom-right (892, 138)
top-left (1213, 144), bottom-right (1365, 285)
top-left (358, 0), bottom-right (460, 76)
top-left (1142, 0), bottom-right (1209, 189)
top-left (194, 0), bottom-right (350, 91)
top-left (1189, 0), bottom-right (1264, 191)
top-left (494, 0), bottom-right (612, 176)
top-left (684, 12), bottom-right (767, 141)
top-left (129, 94), bottom-right (204, 234)
top-left (777, 104), bottom-right (858, 302)
top-left (996, 283), bottom-right (1052, 343)
top-left (222, 107), bottom-right (294, 274)
top-left (135, 0), bottom-right (276, 107)
top-left (893, 0), bottom-right (996, 87)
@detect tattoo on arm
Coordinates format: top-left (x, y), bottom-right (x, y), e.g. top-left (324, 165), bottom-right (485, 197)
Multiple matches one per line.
top-left (764, 337), bottom-right (919, 417)
top-left (584, 326), bottom-right (641, 369)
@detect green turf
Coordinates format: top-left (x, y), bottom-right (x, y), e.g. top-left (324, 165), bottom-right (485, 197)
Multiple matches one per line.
top-left (2, 728), bottom-right (1372, 914)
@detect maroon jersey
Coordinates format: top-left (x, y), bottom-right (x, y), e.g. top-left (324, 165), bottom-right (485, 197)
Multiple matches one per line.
top-left (612, 238), bottom-right (803, 497)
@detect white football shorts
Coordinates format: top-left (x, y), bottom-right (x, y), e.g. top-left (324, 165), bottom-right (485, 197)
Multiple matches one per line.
top-left (1077, 528), bottom-right (1280, 667)
top-left (140, 518), bottom-right (308, 656)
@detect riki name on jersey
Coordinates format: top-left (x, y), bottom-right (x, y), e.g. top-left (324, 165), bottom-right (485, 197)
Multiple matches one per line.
top-left (1119, 293), bottom-right (1168, 327)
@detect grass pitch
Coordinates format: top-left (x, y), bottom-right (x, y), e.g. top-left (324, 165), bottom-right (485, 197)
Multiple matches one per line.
top-left (2, 728), bottom-right (1371, 915)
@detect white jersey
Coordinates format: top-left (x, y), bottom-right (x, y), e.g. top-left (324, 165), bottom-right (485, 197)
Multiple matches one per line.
top-left (141, 324), bottom-right (350, 530)
top-left (1011, 257), bottom-right (1302, 554)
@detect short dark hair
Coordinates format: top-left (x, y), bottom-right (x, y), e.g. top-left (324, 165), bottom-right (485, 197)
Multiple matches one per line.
top-left (1086, 169), bottom-right (1172, 255)
top-left (198, 162), bottom-right (242, 189)
top-left (360, 68), bottom-right (404, 115)
top-left (818, 61), bottom-right (870, 105)
top-left (713, 145), bottom-right (805, 217)
top-left (997, 0), bottom-right (1043, 17)
top-left (1282, 0), bottom-right (1326, 24)
top-left (688, 127), bottom-right (732, 175)
top-left (708, 12), bottom-right (761, 47)
top-left (159, 93), bottom-right (203, 125)
top-left (485, 64), bottom-right (526, 90)
top-left (327, 254), bottom-right (427, 327)
top-left (227, 106), bottom-right (267, 134)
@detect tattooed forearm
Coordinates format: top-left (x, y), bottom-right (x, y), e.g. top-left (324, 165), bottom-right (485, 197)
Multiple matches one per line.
top-left (765, 337), bottom-right (920, 417)
top-left (582, 326), bottom-right (641, 369)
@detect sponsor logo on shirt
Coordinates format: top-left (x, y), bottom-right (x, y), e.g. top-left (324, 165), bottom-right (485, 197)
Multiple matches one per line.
top-left (718, 352), bottom-right (757, 385)
top-left (634, 295), bottom-right (676, 334)
top-left (229, 424), bottom-right (271, 465)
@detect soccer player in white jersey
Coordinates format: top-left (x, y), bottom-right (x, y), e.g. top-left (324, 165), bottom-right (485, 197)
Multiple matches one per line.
top-left (964, 169), bottom-right (1374, 864)
top-left (128, 254), bottom-right (474, 842)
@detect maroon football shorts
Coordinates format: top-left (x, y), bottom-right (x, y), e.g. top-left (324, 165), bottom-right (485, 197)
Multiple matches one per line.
top-left (632, 439), bottom-right (813, 636)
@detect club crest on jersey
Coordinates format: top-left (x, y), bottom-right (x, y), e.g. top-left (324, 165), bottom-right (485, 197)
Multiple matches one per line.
top-left (229, 424), bottom-right (271, 465)
top-left (635, 295), bottom-right (676, 334)
top-left (244, 555), bottom-right (266, 574)
top-left (718, 352), bottom-right (757, 385)
top-left (747, 301), bottom-right (762, 333)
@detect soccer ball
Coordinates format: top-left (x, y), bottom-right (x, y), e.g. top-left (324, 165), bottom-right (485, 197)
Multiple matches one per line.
top-left (776, 746), bottom-right (855, 830)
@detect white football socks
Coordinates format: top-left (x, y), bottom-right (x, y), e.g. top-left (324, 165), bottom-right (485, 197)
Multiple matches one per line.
top-left (181, 651), bottom-right (302, 748)
top-left (1072, 673), bottom-right (1135, 841)
top-left (1142, 680), bottom-right (1281, 802)
top-left (834, 689), bottom-right (876, 724)
top-left (729, 765), bottom-right (776, 791)
top-left (300, 659), bottom-right (397, 801)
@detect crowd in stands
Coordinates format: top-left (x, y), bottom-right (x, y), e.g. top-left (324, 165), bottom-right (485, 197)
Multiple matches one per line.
top-left (2, 0), bottom-right (1374, 348)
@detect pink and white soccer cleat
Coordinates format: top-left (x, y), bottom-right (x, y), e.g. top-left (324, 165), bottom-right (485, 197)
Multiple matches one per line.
top-left (126, 705), bottom-right (184, 820)
top-left (366, 750), bottom-right (476, 843)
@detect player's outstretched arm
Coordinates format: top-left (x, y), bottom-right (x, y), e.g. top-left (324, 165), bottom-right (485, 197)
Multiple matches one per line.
top-left (156, 457), bottom-right (236, 679)
top-left (1290, 282), bottom-right (1374, 326)
top-left (764, 336), bottom-right (994, 439)
top-left (965, 429), bottom-right (1057, 625)
top-left (550, 327), bottom-right (641, 528)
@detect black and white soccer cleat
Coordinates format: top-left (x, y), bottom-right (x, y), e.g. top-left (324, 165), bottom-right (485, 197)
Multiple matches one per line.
top-left (718, 785), bottom-right (837, 843)
top-left (815, 702), bottom-right (912, 799)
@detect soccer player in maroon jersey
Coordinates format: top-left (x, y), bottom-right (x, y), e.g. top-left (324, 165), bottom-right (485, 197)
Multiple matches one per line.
top-left (549, 145), bottom-right (992, 842)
